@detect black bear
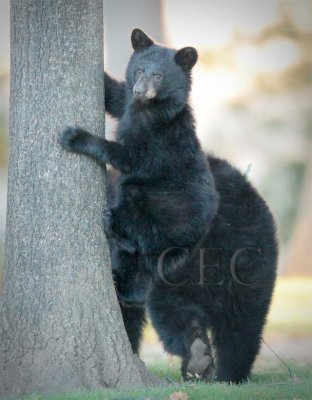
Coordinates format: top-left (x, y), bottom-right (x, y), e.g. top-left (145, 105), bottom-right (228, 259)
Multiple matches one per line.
top-left (59, 28), bottom-right (278, 384)
top-left (59, 28), bottom-right (218, 275)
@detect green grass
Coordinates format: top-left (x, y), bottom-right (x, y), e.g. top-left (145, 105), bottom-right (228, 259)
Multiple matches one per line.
top-left (21, 363), bottom-right (312, 400)
top-left (9, 278), bottom-right (312, 400)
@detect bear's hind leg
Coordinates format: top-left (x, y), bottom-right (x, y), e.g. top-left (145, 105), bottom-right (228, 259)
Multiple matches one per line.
top-left (181, 319), bottom-right (215, 382)
top-left (212, 317), bottom-right (263, 383)
top-left (119, 301), bottom-right (146, 355)
top-left (148, 291), bottom-right (214, 382)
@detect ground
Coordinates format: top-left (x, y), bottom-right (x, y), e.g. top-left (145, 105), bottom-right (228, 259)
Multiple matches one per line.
top-left (22, 277), bottom-right (312, 400)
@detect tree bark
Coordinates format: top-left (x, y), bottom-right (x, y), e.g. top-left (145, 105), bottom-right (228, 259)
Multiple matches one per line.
top-left (0, 0), bottom-right (160, 396)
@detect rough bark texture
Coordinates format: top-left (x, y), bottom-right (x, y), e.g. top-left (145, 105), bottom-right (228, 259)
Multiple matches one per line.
top-left (0, 0), bottom-right (160, 396)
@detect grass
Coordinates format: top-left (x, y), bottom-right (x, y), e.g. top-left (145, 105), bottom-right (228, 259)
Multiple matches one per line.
top-left (22, 363), bottom-right (312, 400)
top-left (10, 277), bottom-right (312, 400)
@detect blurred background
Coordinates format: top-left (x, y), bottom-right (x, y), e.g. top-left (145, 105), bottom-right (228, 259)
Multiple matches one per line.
top-left (0, 0), bottom-right (311, 376)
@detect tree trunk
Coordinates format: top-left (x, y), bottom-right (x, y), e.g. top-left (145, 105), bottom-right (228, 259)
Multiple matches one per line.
top-left (0, 0), bottom-right (160, 396)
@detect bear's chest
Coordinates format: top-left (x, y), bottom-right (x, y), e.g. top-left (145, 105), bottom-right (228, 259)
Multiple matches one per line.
top-left (119, 124), bottom-right (173, 166)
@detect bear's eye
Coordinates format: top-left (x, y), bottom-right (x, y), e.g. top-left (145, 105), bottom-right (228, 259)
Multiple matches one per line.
top-left (153, 73), bottom-right (162, 80)
top-left (137, 68), bottom-right (144, 75)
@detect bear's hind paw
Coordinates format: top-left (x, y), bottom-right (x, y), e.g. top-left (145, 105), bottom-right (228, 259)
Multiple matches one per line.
top-left (182, 337), bottom-right (215, 383)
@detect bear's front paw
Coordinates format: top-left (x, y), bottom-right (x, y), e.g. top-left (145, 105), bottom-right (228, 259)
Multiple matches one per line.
top-left (58, 126), bottom-right (90, 152)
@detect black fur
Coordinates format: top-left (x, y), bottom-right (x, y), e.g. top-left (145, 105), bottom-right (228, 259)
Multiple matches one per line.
top-left (59, 28), bottom-right (218, 276)
top-left (119, 301), bottom-right (146, 355)
top-left (147, 155), bottom-right (277, 383)
top-left (59, 28), bottom-right (278, 382)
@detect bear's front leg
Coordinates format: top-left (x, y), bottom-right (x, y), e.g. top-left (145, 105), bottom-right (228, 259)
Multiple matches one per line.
top-left (59, 126), bottom-right (131, 172)
top-left (59, 126), bottom-right (106, 161)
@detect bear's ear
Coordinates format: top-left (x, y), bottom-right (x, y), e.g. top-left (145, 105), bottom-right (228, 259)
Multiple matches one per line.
top-left (131, 28), bottom-right (154, 51)
top-left (175, 47), bottom-right (198, 70)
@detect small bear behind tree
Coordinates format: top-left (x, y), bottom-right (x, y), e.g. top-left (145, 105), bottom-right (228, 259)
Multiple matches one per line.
top-left (59, 28), bottom-right (277, 384)
top-left (59, 28), bottom-right (218, 277)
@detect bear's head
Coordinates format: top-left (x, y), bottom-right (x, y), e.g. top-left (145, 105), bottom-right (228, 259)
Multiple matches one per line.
top-left (126, 28), bottom-right (198, 107)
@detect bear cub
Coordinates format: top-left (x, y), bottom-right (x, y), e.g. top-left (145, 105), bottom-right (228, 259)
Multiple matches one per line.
top-left (59, 29), bottom-right (278, 385)
top-left (59, 28), bottom-right (218, 276)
